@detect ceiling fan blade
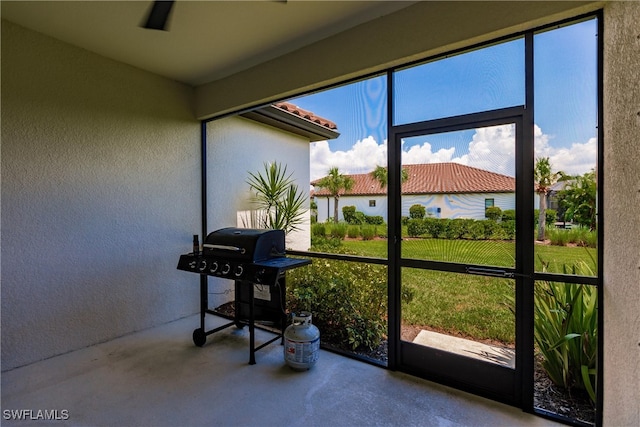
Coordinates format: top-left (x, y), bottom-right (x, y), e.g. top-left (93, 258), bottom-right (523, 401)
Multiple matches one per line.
top-left (142, 1), bottom-right (175, 31)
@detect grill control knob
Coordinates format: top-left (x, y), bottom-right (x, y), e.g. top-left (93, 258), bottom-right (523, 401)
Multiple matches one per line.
top-left (234, 265), bottom-right (244, 277)
top-left (198, 260), bottom-right (207, 271)
top-left (209, 261), bottom-right (218, 273)
top-left (221, 263), bottom-right (231, 275)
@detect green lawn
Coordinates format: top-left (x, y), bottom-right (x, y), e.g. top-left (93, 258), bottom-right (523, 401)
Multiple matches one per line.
top-left (342, 238), bottom-right (597, 273)
top-left (335, 237), bottom-right (596, 345)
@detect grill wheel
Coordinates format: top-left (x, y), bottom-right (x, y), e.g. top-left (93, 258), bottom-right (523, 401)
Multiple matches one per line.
top-left (192, 328), bottom-right (206, 347)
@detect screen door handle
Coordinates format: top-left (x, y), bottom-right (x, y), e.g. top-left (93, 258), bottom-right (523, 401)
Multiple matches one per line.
top-left (466, 266), bottom-right (513, 278)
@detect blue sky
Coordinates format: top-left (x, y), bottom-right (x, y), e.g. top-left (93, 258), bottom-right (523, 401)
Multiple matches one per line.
top-left (290, 18), bottom-right (598, 181)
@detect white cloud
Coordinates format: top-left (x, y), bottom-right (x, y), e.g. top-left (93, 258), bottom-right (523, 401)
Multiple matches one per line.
top-left (310, 136), bottom-right (386, 180)
top-left (460, 124), bottom-right (517, 175)
top-left (401, 142), bottom-right (456, 165)
top-left (536, 136), bottom-right (597, 176)
top-left (310, 125), bottom-right (596, 181)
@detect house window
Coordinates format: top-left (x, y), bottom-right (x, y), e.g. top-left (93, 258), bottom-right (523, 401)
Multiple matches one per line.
top-left (369, 200), bottom-right (376, 207)
top-left (485, 198), bottom-right (494, 209)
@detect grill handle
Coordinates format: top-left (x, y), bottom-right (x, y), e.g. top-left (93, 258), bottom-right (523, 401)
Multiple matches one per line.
top-left (202, 244), bottom-right (246, 254)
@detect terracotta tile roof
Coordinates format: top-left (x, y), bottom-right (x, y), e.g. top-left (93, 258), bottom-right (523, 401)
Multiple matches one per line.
top-left (311, 163), bottom-right (515, 196)
top-left (273, 102), bottom-right (338, 131)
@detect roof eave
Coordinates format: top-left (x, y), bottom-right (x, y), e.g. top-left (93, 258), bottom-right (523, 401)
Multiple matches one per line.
top-left (241, 105), bottom-right (340, 142)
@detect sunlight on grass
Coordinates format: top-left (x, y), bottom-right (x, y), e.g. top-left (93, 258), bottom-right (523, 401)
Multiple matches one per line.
top-left (342, 238), bottom-right (596, 275)
top-left (336, 237), bottom-right (596, 344)
top-left (402, 268), bottom-right (515, 344)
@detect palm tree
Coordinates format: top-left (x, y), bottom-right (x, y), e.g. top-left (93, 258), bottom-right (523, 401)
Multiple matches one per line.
top-left (371, 165), bottom-right (409, 188)
top-left (315, 167), bottom-right (355, 223)
top-left (534, 157), bottom-right (561, 241)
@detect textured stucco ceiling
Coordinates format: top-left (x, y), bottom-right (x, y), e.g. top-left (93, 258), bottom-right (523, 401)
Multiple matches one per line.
top-left (1, 1), bottom-right (416, 86)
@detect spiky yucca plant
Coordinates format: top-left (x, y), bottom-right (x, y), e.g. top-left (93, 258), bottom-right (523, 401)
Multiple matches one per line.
top-left (534, 259), bottom-right (598, 403)
top-left (245, 162), bottom-right (307, 235)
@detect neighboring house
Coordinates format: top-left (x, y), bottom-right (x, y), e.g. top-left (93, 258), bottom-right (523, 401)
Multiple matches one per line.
top-left (546, 179), bottom-right (572, 212)
top-left (312, 163), bottom-right (515, 222)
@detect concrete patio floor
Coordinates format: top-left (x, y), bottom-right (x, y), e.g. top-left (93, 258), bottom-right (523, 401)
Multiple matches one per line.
top-left (1, 314), bottom-right (559, 427)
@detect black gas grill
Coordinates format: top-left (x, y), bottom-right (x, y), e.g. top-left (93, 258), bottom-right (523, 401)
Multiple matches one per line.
top-left (177, 227), bottom-right (311, 364)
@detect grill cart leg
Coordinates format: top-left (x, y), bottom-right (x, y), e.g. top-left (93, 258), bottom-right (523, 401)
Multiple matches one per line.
top-left (199, 275), bottom-right (208, 334)
top-left (249, 282), bottom-right (256, 365)
top-left (192, 273), bottom-right (235, 347)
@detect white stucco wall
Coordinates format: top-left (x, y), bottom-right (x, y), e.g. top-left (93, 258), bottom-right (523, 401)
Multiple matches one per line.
top-left (205, 116), bottom-right (311, 248)
top-left (315, 192), bottom-right (515, 223)
top-left (1, 21), bottom-right (201, 371)
top-left (204, 116), bottom-right (312, 305)
top-left (602, 1), bottom-right (640, 424)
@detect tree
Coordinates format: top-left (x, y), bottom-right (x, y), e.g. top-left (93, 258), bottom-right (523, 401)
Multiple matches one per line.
top-left (534, 157), bottom-right (561, 241)
top-left (371, 165), bottom-right (409, 189)
top-left (559, 169), bottom-right (597, 230)
top-left (246, 162), bottom-right (307, 235)
top-left (315, 167), bottom-right (355, 223)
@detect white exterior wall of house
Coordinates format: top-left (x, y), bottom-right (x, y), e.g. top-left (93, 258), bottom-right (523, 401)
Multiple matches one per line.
top-left (315, 195), bottom-right (387, 223)
top-left (402, 193), bottom-right (515, 220)
top-left (1, 21), bottom-right (201, 371)
top-left (316, 192), bottom-right (515, 223)
top-left (204, 116), bottom-right (312, 305)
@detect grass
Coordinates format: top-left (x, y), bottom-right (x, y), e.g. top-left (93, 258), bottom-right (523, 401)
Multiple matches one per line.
top-left (332, 237), bottom-right (597, 345)
top-left (401, 268), bottom-right (515, 344)
top-left (342, 238), bottom-right (597, 274)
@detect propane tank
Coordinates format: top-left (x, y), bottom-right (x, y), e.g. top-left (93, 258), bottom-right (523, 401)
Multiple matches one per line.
top-left (284, 312), bottom-right (320, 371)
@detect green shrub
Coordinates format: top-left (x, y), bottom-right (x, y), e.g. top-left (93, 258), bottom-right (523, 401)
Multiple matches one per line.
top-left (329, 222), bottom-right (348, 239)
top-left (365, 215), bottom-right (384, 225)
top-left (480, 219), bottom-right (501, 239)
top-left (583, 230), bottom-right (597, 248)
top-left (309, 236), bottom-right (343, 251)
top-left (489, 225), bottom-right (510, 240)
top-left (485, 206), bottom-right (503, 221)
top-left (342, 206), bottom-right (357, 224)
top-left (347, 225), bottom-right (360, 239)
top-left (353, 211), bottom-right (367, 225)
top-left (286, 258), bottom-right (388, 351)
top-left (546, 226), bottom-right (596, 248)
top-left (499, 220), bottom-right (516, 240)
top-left (409, 204), bottom-right (426, 219)
top-left (361, 225), bottom-right (376, 240)
top-left (401, 216), bottom-right (410, 226)
top-left (465, 220), bottom-right (486, 240)
top-left (533, 209), bottom-right (558, 226)
top-left (407, 218), bottom-right (426, 237)
top-left (424, 217), bottom-right (445, 238)
top-left (568, 227), bottom-right (597, 248)
top-left (311, 222), bottom-right (326, 238)
top-left (548, 227), bottom-right (569, 246)
top-left (443, 218), bottom-right (467, 239)
top-left (502, 209), bottom-right (516, 221)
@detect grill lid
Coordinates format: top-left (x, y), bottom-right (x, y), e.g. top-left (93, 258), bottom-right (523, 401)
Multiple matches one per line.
top-left (202, 227), bottom-right (285, 262)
